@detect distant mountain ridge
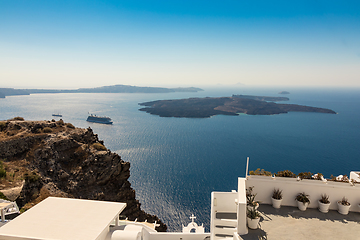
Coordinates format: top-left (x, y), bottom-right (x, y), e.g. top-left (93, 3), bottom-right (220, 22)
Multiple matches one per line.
top-left (0, 88), bottom-right (30, 98)
top-left (0, 85), bottom-right (203, 98)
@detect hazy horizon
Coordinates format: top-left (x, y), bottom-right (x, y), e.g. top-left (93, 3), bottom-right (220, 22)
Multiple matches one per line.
top-left (1, 1), bottom-right (359, 88)
top-left (3, 83), bottom-right (360, 92)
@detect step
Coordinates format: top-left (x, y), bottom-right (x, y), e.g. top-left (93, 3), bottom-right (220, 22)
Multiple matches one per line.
top-left (214, 218), bottom-right (237, 227)
top-left (214, 234), bottom-right (235, 240)
top-left (214, 225), bottom-right (237, 236)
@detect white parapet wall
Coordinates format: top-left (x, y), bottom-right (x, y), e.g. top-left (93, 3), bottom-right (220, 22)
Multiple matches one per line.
top-left (236, 178), bottom-right (248, 235)
top-left (246, 175), bottom-right (360, 212)
top-left (147, 232), bottom-right (210, 240)
top-left (211, 191), bottom-right (238, 213)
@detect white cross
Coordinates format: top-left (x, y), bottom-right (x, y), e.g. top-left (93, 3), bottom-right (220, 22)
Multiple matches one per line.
top-left (190, 214), bottom-right (196, 223)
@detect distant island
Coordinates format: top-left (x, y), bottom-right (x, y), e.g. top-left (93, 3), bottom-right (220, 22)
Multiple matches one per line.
top-left (0, 85), bottom-right (203, 98)
top-left (232, 94), bottom-right (289, 102)
top-left (139, 95), bottom-right (336, 118)
top-left (0, 88), bottom-right (30, 98)
top-left (278, 91), bottom-right (290, 94)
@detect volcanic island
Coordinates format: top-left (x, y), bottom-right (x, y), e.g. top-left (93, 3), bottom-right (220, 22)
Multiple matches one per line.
top-left (138, 94), bottom-right (336, 118)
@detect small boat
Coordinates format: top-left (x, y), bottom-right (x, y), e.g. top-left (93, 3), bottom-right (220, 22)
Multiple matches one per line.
top-left (52, 114), bottom-right (62, 117)
top-left (86, 114), bottom-right (113, 124)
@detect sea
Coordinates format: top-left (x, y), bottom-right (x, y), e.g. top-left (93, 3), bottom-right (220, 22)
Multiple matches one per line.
top-left (1, 86), bottom-right (359, 231)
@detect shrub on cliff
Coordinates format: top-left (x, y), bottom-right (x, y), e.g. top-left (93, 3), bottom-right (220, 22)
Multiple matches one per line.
top-left (57, 119), bottom-right (64, 126)
top-left (0, 121), bottom-right (7, 131)
top-left (92, 142), bottom-right (107, 151)
top-left (0, 161), bottom-right (6, 179)
top-left (0, 192), bottom-right (9, 201)
top-left (8, 117), bottom-right (24, 121)
top-left (24, 172), bottom-right (40, 183)
top-left (43, 127), bottom-right (52, 133)
top-left (66, 123), bottom-right (75, 129)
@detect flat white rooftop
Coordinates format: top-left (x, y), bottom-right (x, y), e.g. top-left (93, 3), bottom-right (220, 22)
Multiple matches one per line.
top-left (0, 197), bottom-right (126, 240)
top-left (241, 204), bottom-right (360, 239)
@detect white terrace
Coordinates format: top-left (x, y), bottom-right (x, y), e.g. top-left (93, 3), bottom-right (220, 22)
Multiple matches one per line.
top-left (0, 171), bottom-right (359, 240)
top-left (211, 173), bottom-right (360, 240)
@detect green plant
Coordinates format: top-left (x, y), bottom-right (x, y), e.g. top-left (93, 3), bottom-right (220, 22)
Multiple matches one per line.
top-left (276, 170), bottom-right (296, 178)
top-left (319, 194), bottom-right (330, 204)
top-left (258, 234), bottom-right (268, 240)
top-left (247, 208), bottom-right (260, 219)
top-left (0, 161), bottom-right (6, 179)
top-left (272, 188), bottom-right (283, 200)
top-left (338, 197), bottom-right (350, 206)
top-left (249, 168), bottom-right (272, 176)
top-left (295, 192), bottom-right (310, 204)
top-left (246, 186), bottom-right (254, 197)
top-left (92, 142), bottom-right (107, 151)
top-left (297, 172), bottom-right (313, 180)
top-left (246, 186), bottom-right (260, 207)
top-left (0, 192), bottom-right (9, 201)
top-left (24, 172), bottom-right (40, 183)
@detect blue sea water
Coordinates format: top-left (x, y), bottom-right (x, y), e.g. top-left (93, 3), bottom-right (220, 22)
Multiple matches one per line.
top-left (1, 87), bottom-right (359, 231)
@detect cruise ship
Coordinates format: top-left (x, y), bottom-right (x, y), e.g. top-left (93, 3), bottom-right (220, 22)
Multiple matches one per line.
top-left (86, 114), bottom-right (113, 124)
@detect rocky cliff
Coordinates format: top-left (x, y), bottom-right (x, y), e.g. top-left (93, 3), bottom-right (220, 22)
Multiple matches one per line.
top-left (0, 118), bottom-right (167, 231)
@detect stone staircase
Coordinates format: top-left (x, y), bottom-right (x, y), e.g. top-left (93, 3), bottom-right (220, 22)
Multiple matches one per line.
top-left (213, 212), bottom-right (237, 240)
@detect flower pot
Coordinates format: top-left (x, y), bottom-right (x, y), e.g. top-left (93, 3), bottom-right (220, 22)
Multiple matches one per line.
top-left (247, 217), bottom-right (260, 229)
top-left (271, 198), bottom-right (282, 209)
top-left (296, 200), bottom-right (309, 211)
top-left (318, 200), bottom-right (330, 213)
top-left (337, 202), bottom-right (351, 215)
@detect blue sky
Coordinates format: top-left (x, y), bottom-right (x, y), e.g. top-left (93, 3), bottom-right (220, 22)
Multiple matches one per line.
top-left (1, 0), bottom-right (359, 88)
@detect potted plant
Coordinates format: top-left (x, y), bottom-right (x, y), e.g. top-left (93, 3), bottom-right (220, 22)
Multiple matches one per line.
top-left (295, 192), bottom-right (310, 211)
top-left (337, 197), bottom-right (351, 215)
top-left (271, 188), bottom-right (283, 209)
top-left (247, 207), bottom-right (261, 229)
top-left (318, 194), bottom-right (330, 213)
top-left (246, 186), bottom-right (259, 211)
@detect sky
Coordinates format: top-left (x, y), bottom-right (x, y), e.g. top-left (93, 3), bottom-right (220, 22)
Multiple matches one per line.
top-left (1, 0), bottom-right (359, 89)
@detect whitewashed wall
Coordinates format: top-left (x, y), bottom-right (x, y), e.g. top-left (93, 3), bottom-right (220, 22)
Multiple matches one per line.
top-left (246, 175), bottom-right (360, 212)
top-left (147, 232), bottom-right (210, 240)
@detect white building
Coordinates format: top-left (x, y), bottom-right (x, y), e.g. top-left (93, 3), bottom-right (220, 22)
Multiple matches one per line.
top-left (0, 170), bottom-right (359, 240)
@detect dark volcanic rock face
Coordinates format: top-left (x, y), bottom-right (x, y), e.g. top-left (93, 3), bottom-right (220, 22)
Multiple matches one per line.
top-left (0, 119), bottom-right (167, 231)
